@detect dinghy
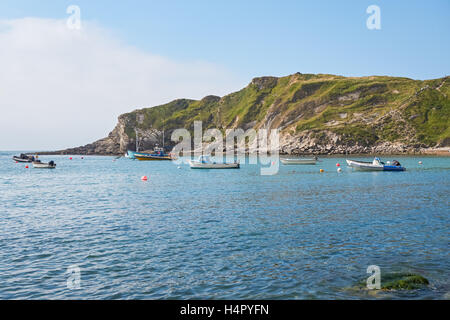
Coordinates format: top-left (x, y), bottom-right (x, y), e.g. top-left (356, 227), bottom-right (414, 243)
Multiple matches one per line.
top-left (32, 160), bottom-right (56, 169)
top-left (346, 158), bottom-right (405, 171)
top-left (280, 157), bottom-right (318, 165)
top-left (189, 155), bottom-right (240, 169)
top-left (13, 154), bottom-right (35, 163)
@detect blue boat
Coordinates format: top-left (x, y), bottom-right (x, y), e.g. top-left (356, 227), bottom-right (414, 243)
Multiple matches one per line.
top-left (127, 148), bottom-right (172, 160)
top-left (126, 150), bottom-right (147, 159)
top-left (346, 158), bottom-right (406, 171)
top-left (134, 147), bottom-right (173, 161)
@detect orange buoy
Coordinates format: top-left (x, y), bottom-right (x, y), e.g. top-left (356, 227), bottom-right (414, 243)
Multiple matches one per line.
top-left (141, 176), bottom-right (148, 181)
top-left (320, 169), bottom-right (324, 173)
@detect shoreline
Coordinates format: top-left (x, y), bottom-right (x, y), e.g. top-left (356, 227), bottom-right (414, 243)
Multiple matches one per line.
top-left (29, 148), bottom-right (450, 157)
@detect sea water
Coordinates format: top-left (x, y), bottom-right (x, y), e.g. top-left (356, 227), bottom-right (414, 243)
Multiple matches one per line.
top-left (0, 152), bottom-right (448, 299)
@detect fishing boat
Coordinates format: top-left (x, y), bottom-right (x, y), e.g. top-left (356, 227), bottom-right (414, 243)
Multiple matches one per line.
top-left (346, 158), bottom-right (405, 171)
top-left (135, 147), bottom-right (173, 161)
top-left (128, 114), bottom-right (169, 160)
top-left (13, 154), bottom-right (35, 163)
top-left (280, 157), bottom-right (318, 165)
top-left (32, 160), bottom-right (56, 169)
top-left (189, 155), bottom-right (240, 169)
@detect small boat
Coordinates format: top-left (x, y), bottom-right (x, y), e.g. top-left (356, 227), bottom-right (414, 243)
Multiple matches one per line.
top-left (346, 158), bottom-right (405, 171)
top-left (135, 148), bottom-right (174, 161)
top-left (135, 154), bottom-right (173, 161)
top-left (281, 157), bottom-right (318, 165)
top-left (127, 150), bottom-right (169, 160)
top-left (126, 150), bottom-right (149, 159)
top-left (189, 155), bottom-right (240, 169)
top-left (13, 154), bottom-right (35, 163)
top-left (32, 160), bottom-right (56, 169)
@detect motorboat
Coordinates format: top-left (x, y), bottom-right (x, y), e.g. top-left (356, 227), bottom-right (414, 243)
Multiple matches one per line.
top-left (13, 154), bottom-right (35, 163)
top-left (135, 147), bottom-right (174, 161)
top-left (32, 160), bottom-right (56, 169)
top-left (189, 155), bottom-right (240, 169)
top-left (346, 158), bottom-right (405, 171)
top-left (280, 157), bottom-right (318, 165)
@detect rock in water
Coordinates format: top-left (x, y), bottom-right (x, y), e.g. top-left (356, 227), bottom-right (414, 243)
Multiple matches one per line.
top-left (351, 272), bottom-right (429, 292)
top-left (380, 272), bottom-right (429, 290)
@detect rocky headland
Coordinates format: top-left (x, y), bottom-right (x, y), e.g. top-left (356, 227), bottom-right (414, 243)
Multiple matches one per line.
top-left (44, 73), bottom-right (450, 156)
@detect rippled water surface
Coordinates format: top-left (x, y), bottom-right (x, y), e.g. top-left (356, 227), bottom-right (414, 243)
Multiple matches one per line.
top-left (0, 152), bottom-right (449, 299)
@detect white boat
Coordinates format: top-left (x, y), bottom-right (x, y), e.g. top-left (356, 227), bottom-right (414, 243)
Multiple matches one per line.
top-left (280, 157), bottom-right (318, 165)
top-left (189, 155), bottom-right (240, 169)
top-left (346, 158), bottom-right (405, 171)
top-left (32, 160), bottom-right (56, 169)
top-left (13, 154), bottom-right (35, 163)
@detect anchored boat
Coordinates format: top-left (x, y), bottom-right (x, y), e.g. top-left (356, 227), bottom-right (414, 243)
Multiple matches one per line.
top-left (126, 150), bottom-right (153, 159)
top-left (13, 154), bottom-right (35, 163)
top-left (280, 157), bottom-right (318, 165)
top-left (32, 160), bottom-right (56, 169)
top-left (135, 147), bottom-right (173, 161)
top-left (189, 155), bottom-right (240, 169)
top-left (346, 158), bottom-right (405, 171)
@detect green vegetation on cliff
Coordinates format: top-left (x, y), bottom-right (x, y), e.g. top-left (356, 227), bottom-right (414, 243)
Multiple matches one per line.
top-left (120, 73), bottom-right (449, 150)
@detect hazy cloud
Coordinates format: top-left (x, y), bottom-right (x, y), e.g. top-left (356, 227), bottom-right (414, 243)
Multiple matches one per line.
top-left (0, 18), bottom-right (244, 150)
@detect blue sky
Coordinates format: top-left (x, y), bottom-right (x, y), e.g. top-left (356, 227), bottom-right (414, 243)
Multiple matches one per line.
top-left (0, 0), bottom-right (449, 150)
top-left (1, 0), bottom-right (449, 80)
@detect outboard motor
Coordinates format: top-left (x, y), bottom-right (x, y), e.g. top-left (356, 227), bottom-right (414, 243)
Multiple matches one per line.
top-left (49, 161), bottom-right (54, 166)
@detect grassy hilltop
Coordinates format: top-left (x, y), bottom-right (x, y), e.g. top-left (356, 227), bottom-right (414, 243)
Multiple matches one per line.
top-left (58, 73), bottom-right (450, 155)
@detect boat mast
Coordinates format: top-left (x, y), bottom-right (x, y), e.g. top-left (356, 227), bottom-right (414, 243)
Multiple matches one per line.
top-left (162, 110), bottom-right (165, 149)
top-left (135, 128), bottom-right (139, 152)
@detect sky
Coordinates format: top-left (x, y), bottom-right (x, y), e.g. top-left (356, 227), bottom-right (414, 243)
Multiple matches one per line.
top-left (0, 0), bottom-right (449, 150)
